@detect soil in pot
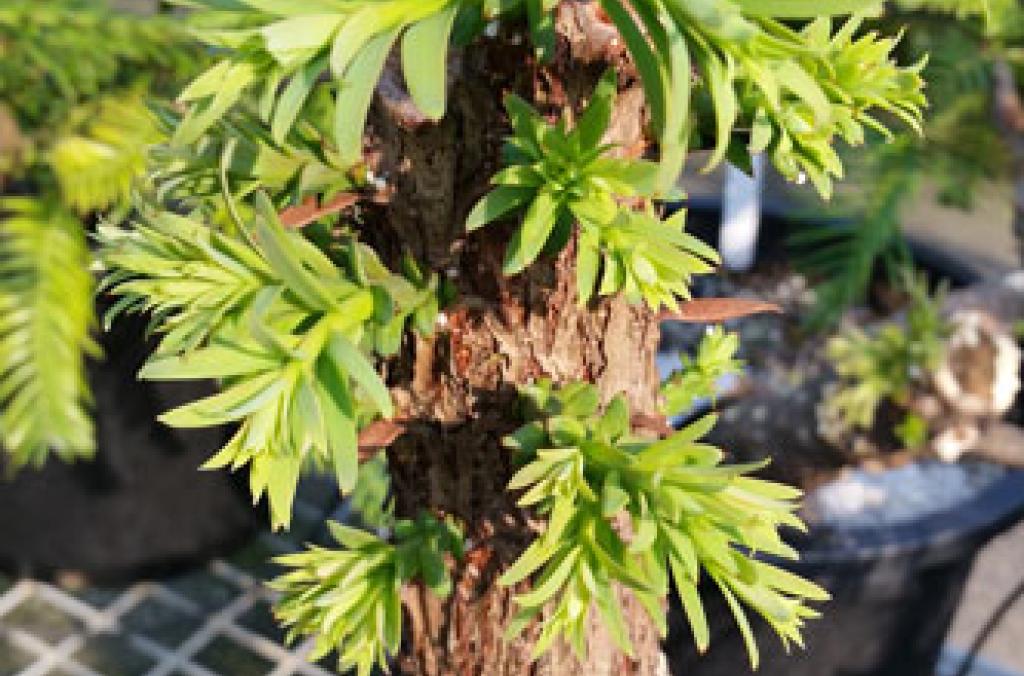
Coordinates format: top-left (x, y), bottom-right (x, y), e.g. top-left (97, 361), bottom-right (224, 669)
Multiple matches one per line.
top-left (659, 208), bottom-right (1024, 676)
top-left (0, 308), bottom-right (261, 582)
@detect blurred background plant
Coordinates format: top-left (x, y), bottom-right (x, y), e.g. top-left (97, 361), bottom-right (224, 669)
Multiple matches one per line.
top-left (0, 0), bottom-right (202, 468)
top-left (791, 0), bottom-right (1024, 328)
top-left (818, 271), bottom-right (951, 448)
top-left (660, 326), bottom-right (744, 418)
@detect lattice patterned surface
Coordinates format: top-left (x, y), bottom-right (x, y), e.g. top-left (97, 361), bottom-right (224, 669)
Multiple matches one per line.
top-left (0, 480), bottom-right (345, 676)
top-left (1, 473), bottom-right (1018, 676)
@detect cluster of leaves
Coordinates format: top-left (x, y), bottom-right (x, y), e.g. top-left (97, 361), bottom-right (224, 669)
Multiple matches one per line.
top-left (0, 0), bottom-right (193, 213)
top-left (0, 2), bottom-right (204, 469)
top-left (498, 380), bottom-right (829, 666)
top-left (0, 198), bottom-right (99, 469)
top-left (50, 94), bottom-right (164, 216)
top-left (96, 194), bottom-right (438, 530)
top-left (169, 0), bottom-right (560, 163)
top-left (87, 0), bottom-right (935, 667)
top-left (272, 514), bottom-right (463, 676)
top-left (144, 104), bottom-right (357, 227)
top-left (794, 0), bottom-right (1024, 327)
top-left (170, 1), bottom-right (926, 199)
top-left (468, 73), bottom-right (719, 310)
top-left (821, 272), bottom-right (949, 436)
top-left (0, 0), bottom-right (198, 135)
top-left (660, 326), bottom-right (744, 417)
top-left (600, 0), bottom-right (926, 199)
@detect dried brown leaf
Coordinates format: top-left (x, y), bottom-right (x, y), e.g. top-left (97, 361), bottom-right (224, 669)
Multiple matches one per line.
top-left (278, 192), bottom-right (359, 229)
top-left (659, 298), bottom-right (782, 324)
top-left (630, 413), bottom-right (673, 437)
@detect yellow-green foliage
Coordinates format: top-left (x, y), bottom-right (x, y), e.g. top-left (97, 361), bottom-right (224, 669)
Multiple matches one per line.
top-left (97, 196), bottom-right (438, 530)
top-left (823, 273), bottom-right (949, 432)
top-left (50, 95), bottom-right (162, 214)
top-left (94, 0), bottom-right (932, 668)
top-left (467, 73), bottom-right (719, 309)
top-left (499, 381), bottom-right (828, 666)
top-left (0, 0), bottom-right (197, 134)
top-left (174, 0), bottom-right (925, 198)
top-left (272, 515), bottom-right (463, 676)
top-left (795, 0), bottom-right (1024, 327)
top-left (661, 326), bottom-right (744, 416)
top-left (0, 1), bottom-right (201, 468)
top-left (0, 198), bottom-right (99, 468)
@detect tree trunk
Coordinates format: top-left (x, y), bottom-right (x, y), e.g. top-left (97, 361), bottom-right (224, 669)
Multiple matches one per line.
top-left (360, 5), bottom-right (671, 674)
top-left (385, 243), bottom-right (668, 675)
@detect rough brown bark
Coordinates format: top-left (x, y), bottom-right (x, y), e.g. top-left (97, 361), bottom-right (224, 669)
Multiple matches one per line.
top-left (357, 5), bottom-right (671, 674)
top-left (381, 236), bottom-right (666, 675)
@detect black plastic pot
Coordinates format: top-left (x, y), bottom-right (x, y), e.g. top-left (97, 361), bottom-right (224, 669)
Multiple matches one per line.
top-left (0, 308), bottom-right (260, 582)
top-left (662, 204), bottom-right (1024, 676)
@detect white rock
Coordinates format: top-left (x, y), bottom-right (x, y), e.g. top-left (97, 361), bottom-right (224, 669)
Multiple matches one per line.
top-left (932, 311), bottom-right (1021, 417)
top-left (932, 423), bottom-right (981, 463)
